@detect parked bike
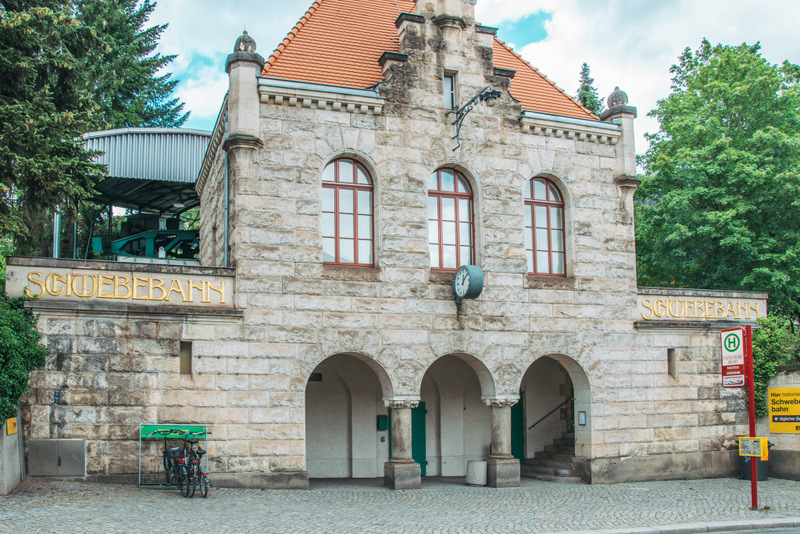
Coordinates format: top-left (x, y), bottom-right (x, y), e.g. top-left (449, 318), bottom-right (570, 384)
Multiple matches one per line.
top-left (183, 430), bottom-right (212, 498)
top-left (146, 429), bottom-right (189, 492)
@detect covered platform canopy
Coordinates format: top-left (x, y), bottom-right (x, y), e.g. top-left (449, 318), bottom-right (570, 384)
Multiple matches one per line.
top-left (84, 127), bottom-right (211, 217)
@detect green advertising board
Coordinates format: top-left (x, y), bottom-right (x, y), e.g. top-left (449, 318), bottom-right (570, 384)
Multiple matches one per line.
top-left (140, 424), bottom-right (207, 438)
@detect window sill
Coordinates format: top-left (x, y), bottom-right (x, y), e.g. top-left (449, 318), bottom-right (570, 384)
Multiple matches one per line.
top-left (322, 264), bottom-right (382, 282)
top-left (524, 275), bottom-right (575, 290)
top-left (429, 270), bottom-right (456, 286)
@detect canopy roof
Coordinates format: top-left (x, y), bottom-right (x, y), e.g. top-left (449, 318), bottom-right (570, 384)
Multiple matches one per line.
top-left (84, 128), bottom-right (211, 216)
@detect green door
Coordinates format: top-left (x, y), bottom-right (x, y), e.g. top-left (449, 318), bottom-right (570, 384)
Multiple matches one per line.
top-left (511, 392), bottom-right (525, 462)
top-left (388, 402), bottom-right (427, 476)
top-left (412, 402), bottom-right (427, 476)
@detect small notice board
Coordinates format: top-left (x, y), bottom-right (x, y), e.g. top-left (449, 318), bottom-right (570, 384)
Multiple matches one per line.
top-left (739, 437), bottom-right (768, 461)
top-left (769, 387), bottom-right (800, 434)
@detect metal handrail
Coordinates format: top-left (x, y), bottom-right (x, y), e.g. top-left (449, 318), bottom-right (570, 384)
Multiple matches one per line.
top-left (528, 397), bottom-right (574, 430)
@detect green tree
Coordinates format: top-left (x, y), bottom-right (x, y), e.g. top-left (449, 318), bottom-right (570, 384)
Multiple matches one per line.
top-left (0, 1), bottom-right (106, 251)
top-left (0, 290), bottom-right (50, 421)
top-left (636, 40), bottom-right (800, 321)
top-left (76, 0), bottom-right (188, 129)
top-left (576, 62), bottom-right (604, 115)
top-left (752, 316), bottom-right (800, 417)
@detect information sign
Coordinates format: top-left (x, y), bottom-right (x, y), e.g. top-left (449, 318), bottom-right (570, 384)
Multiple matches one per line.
top-left (721, 327), bottom-right (745, 388)
top-left (739, 437), bottom-right (768, 461)
top-left (768, 388), bottom-right (800, 434)
top-left (6, 418), bottom-right (17, 436)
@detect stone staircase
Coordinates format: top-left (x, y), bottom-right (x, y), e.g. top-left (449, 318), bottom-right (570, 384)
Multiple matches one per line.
top-left (520, 432), bottom-right (583, 484)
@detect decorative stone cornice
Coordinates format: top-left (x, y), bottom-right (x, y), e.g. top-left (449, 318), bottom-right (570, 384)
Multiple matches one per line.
top-left (483, 396), bottom-right (520, 408)
top-left (614, 174), bottom-right (641, 188)
top-left (395, 12), bottom-right (424, 27)
top-left (223, 133), bottom-right (263, 152)
top-left (520, 112), bottom-right (621, 144)
top-left (259, 78), bottom-right (385, 115)
top-left (476, 25), bottom-right (498, 35)
top-left (493, 67), bottom-right (515, 78)
top-left (225, 51), bottom-right (265, 74)
top-left (379, 51), bottom-right (408, 67)
top-left (196, 97), bottom-right (228, 197)
top-left (432, 14), bottom-right (466, 30)
top-left (385, 399), bottom-right (420, 410)
top-left (599, 105), bottom-right (638, 121)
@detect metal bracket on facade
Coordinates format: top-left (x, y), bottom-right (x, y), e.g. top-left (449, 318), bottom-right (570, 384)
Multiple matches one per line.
top-left (446, 86), bottom-right (501, 151)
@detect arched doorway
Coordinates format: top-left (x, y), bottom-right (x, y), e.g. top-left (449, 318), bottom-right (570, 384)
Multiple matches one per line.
top-left (419, 354), bottom-right (494, 477)
top-left (305, 353), bottom-right (391, 478)
top-left (517, 355), bottom-right (591, 482)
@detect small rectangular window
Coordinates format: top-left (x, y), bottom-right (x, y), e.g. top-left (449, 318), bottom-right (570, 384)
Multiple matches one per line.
top-left (180, 341), bottom-right (192, 375)
top-left (667, 348), bottom-right (676, 378)
top-left (444, 73), bottom-right (456, 109)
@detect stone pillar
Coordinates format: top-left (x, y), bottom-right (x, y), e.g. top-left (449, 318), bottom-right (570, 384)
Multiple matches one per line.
top-left (485, 397), bottom-right (520, 488)
top-left (383, 399), bottom-right (421, 490)
top-left (225, 31), bottom-right (265, 143)
top-left (600, 87), bottom-right (639, 223)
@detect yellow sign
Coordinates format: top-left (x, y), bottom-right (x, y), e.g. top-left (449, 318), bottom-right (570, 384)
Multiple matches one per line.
top-left (639, 297), bottom-right (762, 321)
top-left (739, 437), bottom-right (768, 460)
top-left (6, 418), bottom-right (17, 436)
top-left (768, 387), bottom-right (800, 434)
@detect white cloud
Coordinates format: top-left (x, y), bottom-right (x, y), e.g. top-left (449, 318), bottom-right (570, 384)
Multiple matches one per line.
top-left (491, 0), bottom-right (800, 156)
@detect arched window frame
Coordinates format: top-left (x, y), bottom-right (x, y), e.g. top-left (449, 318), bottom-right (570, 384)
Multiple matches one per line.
top-left (321, 158), bottom-right (374, 267)
top-left (428, 168), bottom-right (475, 271)
top-left (525, 177), bottom-right (566, 276)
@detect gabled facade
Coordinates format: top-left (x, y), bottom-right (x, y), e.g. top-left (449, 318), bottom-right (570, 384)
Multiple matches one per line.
top-left (8, 0), bottom-right (767, 490)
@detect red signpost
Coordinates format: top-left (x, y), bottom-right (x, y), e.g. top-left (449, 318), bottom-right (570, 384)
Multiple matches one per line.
top-left (721, 326), bottom-right (757, 509)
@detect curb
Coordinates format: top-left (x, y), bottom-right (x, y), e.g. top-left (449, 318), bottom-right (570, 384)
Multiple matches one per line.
top-left (547, 517), bottom-right (800, 534)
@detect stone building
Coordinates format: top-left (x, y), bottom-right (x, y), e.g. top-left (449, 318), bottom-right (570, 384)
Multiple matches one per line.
top-left (7, 0), bottom-right (768, 489)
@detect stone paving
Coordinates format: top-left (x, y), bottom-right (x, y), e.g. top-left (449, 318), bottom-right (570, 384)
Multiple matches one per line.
top-left (1, 477), bottom-right (800, 534)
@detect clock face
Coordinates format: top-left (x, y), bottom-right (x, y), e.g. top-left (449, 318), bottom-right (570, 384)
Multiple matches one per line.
top-left (454, 266), bottom-right (470, 297)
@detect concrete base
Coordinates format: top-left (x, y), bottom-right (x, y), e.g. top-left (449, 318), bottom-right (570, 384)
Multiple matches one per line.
top-left (487, 457), bottom-right (520, 488)
top-left (0, 429), bottom-right (21, 495)
top-left (590, 450), bottom-right (738, 484)
top-left (384, 461), bottom-right (421, 490)
top-left (769, 450), bottom-right (800, 481)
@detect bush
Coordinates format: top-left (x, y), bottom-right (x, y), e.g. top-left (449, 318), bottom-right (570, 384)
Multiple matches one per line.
top-left (0, 292), bottom-right (50, 421)
top-left (751, 315), bottom-right (800, 418)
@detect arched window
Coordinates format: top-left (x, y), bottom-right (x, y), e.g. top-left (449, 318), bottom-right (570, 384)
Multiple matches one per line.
top-left (525, 177), bottom-right (565, 276)
top-left (322, 158), bottom-right (374, 266)
top-left (428, 168), bottom-right (474, 270)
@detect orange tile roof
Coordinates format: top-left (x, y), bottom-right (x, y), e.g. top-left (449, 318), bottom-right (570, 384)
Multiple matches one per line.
top-left (262, 0), bottom-right (596, 120)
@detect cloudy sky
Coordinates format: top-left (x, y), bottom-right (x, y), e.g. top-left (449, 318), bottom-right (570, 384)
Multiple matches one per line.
top-left (150, 0), bottom-right (800, 157)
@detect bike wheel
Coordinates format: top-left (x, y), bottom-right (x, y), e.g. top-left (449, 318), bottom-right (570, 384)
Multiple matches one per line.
top-left (178, 466), bottom-right (190, 498)
top-left (187, 467), bottom-right (197, 498)
top-left (163, 454), bottom-right (172, 485)
top-left (199, 472), bottom-right (209, 498)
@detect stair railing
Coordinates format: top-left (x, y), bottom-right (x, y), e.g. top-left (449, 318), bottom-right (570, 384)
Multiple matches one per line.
top-left (528, 397), bottom-right (574, 430)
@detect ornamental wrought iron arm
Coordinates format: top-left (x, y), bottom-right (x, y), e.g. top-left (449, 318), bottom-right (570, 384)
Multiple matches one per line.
top-left (445, 85), bottom-right (502, 151)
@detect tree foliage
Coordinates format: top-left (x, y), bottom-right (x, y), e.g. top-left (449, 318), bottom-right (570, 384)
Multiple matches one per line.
top-left (0, 290), bottom-right (50, 421)
top-left (76, 0), bottom-right (187, 129)
top-left (751, 316), bottom-right (800, 417)
top-left (576, 62), bottom-right (604, 115)
top-left (0, 1), bottom-right (106, 247)
top-left (636, 40), bottom-right (800, 321)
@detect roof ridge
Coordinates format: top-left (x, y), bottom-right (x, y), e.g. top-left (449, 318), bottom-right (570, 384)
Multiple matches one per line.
top-left (493, 36), bottom-right (598, 119)
top-left (262, 0), bottom-right (322, 76)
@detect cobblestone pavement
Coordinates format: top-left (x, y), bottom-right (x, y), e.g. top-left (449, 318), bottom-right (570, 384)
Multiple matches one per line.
top-left (2, 477), bottom-right (800, 534)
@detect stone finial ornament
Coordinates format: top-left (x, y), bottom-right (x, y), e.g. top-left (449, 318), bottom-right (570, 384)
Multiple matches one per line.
top-left (234, 31), bottom-right (257, 53)
top-left (607, 86), bottom-right (628, 108)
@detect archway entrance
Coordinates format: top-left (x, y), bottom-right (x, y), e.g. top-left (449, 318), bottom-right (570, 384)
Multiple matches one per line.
top-left (419, 355), bottom-right (492, 477)
top-left (517, 355), bottom-right (590, 482)
top-left (305, 354), bottom-right (389, 478)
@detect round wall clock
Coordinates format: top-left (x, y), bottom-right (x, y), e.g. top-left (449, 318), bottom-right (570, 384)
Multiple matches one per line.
top-left (452, 264), bottom-right (484, 304)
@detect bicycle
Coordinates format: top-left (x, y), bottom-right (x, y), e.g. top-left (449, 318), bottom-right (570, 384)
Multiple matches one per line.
top-left (184, 430), bottom-right (211, 498)
top-left (146, 429), bottom-right (189, 492)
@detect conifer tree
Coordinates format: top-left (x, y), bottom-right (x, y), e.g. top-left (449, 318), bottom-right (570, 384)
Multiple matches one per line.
top-left (76, 0), bottom-right (187, 129)
top-left (576, 62), bottom-right (604, 115)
